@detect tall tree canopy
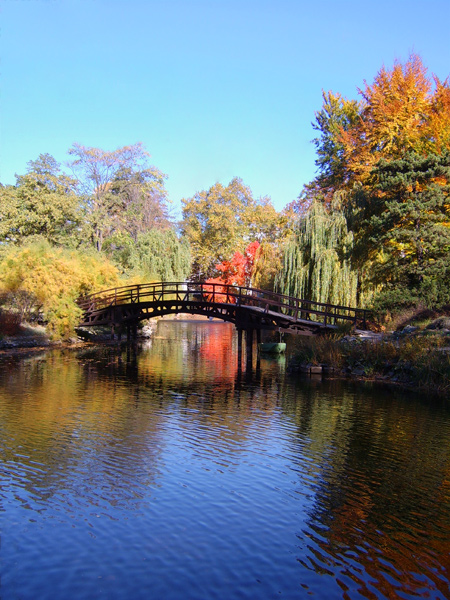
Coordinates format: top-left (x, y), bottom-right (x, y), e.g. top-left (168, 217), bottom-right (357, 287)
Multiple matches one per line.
top-left (281, 54), bottom-right (450, 313)
top-left (339, 54), bottom-right (450, 186)
top-left (0, 154), bottom-right (80, 246)
top-left (109, 166), bottom-right (171, 242)
top-left (181, 177), bottom-right (282, 280)
top-left (68, 142), bottom-right (169, 252)
top-left (312, 91), bottom-right (361, 195)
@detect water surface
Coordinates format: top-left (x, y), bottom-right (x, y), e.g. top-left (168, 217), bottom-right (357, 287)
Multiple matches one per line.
top-left (1, 321), bottom-right (450, 599)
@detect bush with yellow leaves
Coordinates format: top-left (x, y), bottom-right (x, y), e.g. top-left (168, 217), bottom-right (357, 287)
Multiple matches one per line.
top-left (0, 240), bottom-right (122, 339)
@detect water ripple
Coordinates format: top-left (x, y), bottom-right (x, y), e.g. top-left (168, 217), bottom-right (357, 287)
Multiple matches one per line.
top-left (1, 326), bottom-right (450, 600)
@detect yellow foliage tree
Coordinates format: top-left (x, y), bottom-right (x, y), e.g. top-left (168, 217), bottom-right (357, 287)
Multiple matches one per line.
top-left (428, 77), bottom-right (450, 154)
top-left (340, 54), bottom-right (436, 185)
top-left (0, 241), bottom-right (122, 339)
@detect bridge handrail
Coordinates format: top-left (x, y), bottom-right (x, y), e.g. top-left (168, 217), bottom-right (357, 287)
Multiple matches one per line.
top-left (78, 281), bottom-right (369, 328)
top-left (78, 280), bottom-right (365, 311)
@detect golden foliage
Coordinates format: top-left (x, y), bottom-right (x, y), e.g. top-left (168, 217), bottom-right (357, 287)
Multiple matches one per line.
top-left (0, 241), bottom-right (122, 339)
top-left (339, 54), bottom-right (450, 186)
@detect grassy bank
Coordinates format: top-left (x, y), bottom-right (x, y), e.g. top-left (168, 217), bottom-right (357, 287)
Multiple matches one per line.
top-left (289, 318), bottom-right (450, 397)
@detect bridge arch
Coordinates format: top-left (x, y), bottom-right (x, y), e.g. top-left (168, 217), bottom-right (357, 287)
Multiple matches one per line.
top-left (78, 281), bottom-right (369, 337)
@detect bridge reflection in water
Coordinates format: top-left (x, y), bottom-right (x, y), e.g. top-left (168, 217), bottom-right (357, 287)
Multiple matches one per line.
top-left (78, 281), bottom-right (369, 365)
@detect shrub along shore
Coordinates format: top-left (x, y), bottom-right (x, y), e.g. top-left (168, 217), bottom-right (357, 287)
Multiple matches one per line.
top-left (288, 316), bottom-right (450, 398)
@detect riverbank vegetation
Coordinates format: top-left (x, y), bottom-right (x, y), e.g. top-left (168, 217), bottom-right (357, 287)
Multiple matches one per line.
top-left (289, 315), bottom-right (450, 396)
top-left (280, 54), bottom-right (450, 395)
top-left (0, 241), bottom-right (121, 338)
top-left (1, 52), bottom-right (449, 387)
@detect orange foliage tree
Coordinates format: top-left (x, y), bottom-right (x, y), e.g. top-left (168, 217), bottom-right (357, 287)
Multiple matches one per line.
top-left (338, 54), bottom-right (450, 186)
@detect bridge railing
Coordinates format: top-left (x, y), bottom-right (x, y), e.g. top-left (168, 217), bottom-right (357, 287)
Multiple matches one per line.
top-left (78, 281), bottom-right (369, 329)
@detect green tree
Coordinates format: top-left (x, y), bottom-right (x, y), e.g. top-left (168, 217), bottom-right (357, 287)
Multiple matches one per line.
top-left (0, 154), bottom-right (81, 246)
top-left (275, 198), bottom-right (360, 307)
top-left (69, 142), bottom-right (168, 251)
top-left (110, 229), bottom-right (191, 282)
top-left (365, 152), bottom-right (450, 308)
top-left (181, 177), bottom-right (282, 279)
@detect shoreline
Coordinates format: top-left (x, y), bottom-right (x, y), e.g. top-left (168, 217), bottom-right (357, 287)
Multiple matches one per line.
top-left (287, 328), bottom-right (450, 399)
top-left (287, 361), bottom-right (440, 399)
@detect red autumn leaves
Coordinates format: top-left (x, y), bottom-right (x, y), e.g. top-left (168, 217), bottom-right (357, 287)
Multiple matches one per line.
top-left (204, 241), bottom-right (260, 302)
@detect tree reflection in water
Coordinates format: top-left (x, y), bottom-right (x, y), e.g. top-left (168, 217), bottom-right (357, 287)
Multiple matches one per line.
top-left (0, 320), bottom-right (449, 599)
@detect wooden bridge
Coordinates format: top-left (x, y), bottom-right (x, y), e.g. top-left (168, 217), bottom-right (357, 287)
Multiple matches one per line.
top-left (78, 281), bottom-right (369, 345)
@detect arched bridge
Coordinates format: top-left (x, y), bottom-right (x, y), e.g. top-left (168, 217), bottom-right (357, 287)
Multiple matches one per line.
top-left (77, 281), bottom-right (369, 337)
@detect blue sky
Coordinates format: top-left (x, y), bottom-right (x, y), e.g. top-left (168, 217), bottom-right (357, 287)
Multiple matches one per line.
top-left (1, 0), bottom-right (449, 214)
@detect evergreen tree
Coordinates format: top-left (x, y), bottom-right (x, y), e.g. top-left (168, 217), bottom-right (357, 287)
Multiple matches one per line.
top-left (367, 152), bottom-right (450, 308)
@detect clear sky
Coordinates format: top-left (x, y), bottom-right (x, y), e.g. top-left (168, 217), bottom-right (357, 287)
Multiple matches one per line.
top-left (1, 0), bottom-right (449, 214)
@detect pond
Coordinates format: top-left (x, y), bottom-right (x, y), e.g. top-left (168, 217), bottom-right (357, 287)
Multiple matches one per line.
top-left (1, 320), bottom-right (450, 599)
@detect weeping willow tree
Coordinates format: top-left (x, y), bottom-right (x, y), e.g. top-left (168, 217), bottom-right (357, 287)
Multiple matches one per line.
top-left (126, 229), bottom-right (191, 281)
top-left (106, 229), bottom-right (191, 282)
top-left (275, 198), bottom-right (360, 307)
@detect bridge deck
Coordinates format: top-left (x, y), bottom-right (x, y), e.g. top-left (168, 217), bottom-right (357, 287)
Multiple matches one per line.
top-left (78, 282), bottom-right (369, 335)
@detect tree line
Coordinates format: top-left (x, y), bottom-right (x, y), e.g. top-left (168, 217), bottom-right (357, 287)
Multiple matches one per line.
top-left (1, 53), bottom-right (449, 337)
top-left (0, 143), bottom-right (288, 336)
top-left (276, 54), bottom-right (450, 315)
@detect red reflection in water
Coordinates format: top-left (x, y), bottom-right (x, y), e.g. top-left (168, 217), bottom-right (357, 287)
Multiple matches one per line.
top-left (199, 324), bottom-right (238, 380)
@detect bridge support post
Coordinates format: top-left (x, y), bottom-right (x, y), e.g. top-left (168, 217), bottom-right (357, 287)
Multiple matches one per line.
top-left (246, 329), bottom-right (254, 368)
top-left (111, 324), bottom-right (115, 340)
top-left (237, 329), bottom-right (243, 369)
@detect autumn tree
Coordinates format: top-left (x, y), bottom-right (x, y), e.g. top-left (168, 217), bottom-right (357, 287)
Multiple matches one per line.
top-left (204, 241), bottom-right (260, 302)
top-left (252, 241), bottom-right (282, 291)
top-left (213, 241), bottom-right (260, 286)
top-left (427, 76), bottom-right (450, 154)
top-left (312, 91), bottom-right (361, 195)
top-left (181, 178), bottom-right (282, 279)
top-left (340, 54), bottom-right (447, 186)
top-left (280, 55), bottom-right (450, 315)
top-left (0, 240), bottom-right (121, 339)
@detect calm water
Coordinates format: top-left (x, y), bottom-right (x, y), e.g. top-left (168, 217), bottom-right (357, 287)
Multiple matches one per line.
top-left (1, 321), bottom-right (450, 599)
